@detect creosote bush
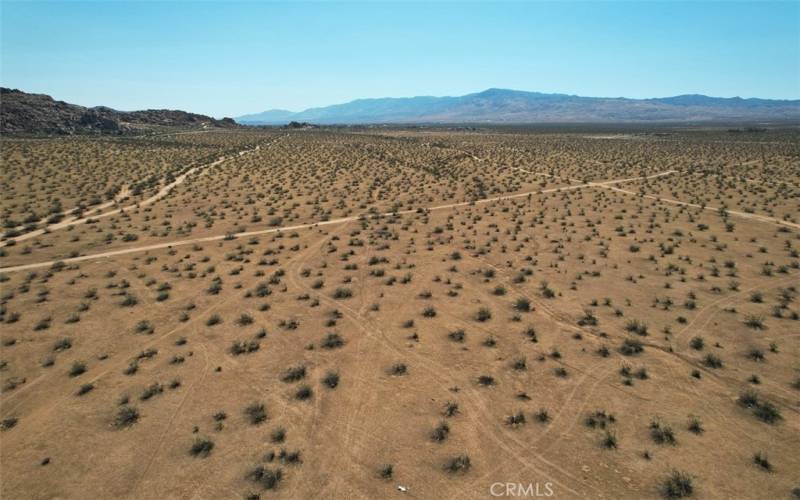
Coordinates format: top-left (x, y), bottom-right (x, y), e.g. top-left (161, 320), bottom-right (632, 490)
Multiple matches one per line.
top-left (661, 470), bottom-right (693, 498)
top-left (443, 455), bottom-right (471, 473)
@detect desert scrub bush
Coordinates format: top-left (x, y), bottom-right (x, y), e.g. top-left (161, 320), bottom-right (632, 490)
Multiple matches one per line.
top-left (661, 470), bottom-right (693, 498)
top-left (332, 287), bottom-right (352, 299)
top-left (206, 314), bottom-right (222, 326)
top-left (421, 306), bottom-right (436, 317)
top-left (624, 319), bottom-right (649, 336)
top-left (0, 377), bottom-right (27, 393)
top-left (443, 401), bottom-right (459, 417)
top-left (687, 417), bottom-right (703, 434)
top-left (1, 416), bottom-right (19, 431)
top-left (506, 411), bottom-right (526, 427)
top-left (753, 452), bottom-right (772, 472)
top-left (279, 318), bottom-right (299, 330)
top-left (703, 354), bottom-right (723, 369)
top-left (278, 448), bottom-right (302, 464)
top-left (114, 406), bottom-right (140, 428)
top-left (443, 455), bottom-right (471, 473)
top-left (448, 329), bottom-right (466, 343)
top-left (230, 340), bottom-right (260, 356)
top-left (236, 313), bottom-right (254, 326)
top-left (140, 382), bottom-right (164, 401)
top-left (270, 427), bottom-right (286, 443)
top-left (585, 410), bottom-right (615, 429)
top-left (475, 307), bottom-right (492, 322)
top-left (294, 385), bottom-right (313, 400)
top-left (135, 320), bottom-right (154, 334)
top-left (322, 371), bottom-right (339, 389)
top-left (431, 421), bottom-right (451, 441)
top-left (747, 348), bottom-right (765, 362)
top-left (206, 280), bottom-right (222, 295)
top-left (737, 390), bottom-right (782, 424)
top-left (689, 337), bottom-right (704, 350)
top-left (245, 403), bottom-right (267, 425)
top-left (738, 390), bottom-right (759, 408)
top-left (68, 361), bottom-right (87, 377)
top-left (248, 466), bottom-right (283, 490)
top-left (601, 431), bottom-right (618, 449)
top-left (76, 383), bottom-right (94, 396)
top-left (34, 316), bottom-right (51, 331)
top-left (514, 297), bottom-right (531, 312)
top-left (53, 338), bottom-right (72, 352)
top-left (753, 401), bottom-right (782, 424)
top-left (744, 315), bottom-right (765, 329)
top-left (136, 348), bottom-right (157, 361)
top-left (379, 464), bottom-right (394, 479)
top-left (535, 408), bottom-right (550, 423)
top-left (477, 375), bottom-right (495, 386)
top-left (189, 438), bottom-right (214, 458)
top-left (281, 365), bottom-right (306, 383)
top-left (389, 363), bottom-right (407, 376)
top-left (321, 332), bottom-right (344, 349)
top-left (620, 339), bottom-right (644, 356)
top-left (539, 281), bottom-right (555, 298)
top-left (650, 419), bottom-right (677, 445)
top-left (120, 293), bottom-right (138, 307)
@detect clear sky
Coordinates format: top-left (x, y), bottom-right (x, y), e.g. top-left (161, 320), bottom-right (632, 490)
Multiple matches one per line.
top-left (2, 1), bottom-right (798, 117)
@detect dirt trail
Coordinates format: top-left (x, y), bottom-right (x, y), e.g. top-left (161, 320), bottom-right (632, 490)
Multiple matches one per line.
top-left (455, 144), bottom-right (797, 229)
top-left (602, 184), bottom-right (800, 229)
top-left (5, 187), bottom-right (132, 234)
top-left (2, 135), bottom-right (286, 247)
top-left (0, 170), bottom-right (675, 274)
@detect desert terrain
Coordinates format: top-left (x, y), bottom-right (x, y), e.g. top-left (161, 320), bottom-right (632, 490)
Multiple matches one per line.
top-left (1, 126), bottom-right (798, 499)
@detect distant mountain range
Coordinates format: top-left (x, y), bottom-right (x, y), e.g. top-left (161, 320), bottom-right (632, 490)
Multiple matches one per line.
top-left (1, 88), bottom-right (238, 135)
top-left (237, 88), bottom-right (800, 125)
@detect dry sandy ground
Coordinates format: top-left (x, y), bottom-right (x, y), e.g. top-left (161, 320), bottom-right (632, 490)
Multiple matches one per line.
top-left (1, 127), bottom-right (799, 500)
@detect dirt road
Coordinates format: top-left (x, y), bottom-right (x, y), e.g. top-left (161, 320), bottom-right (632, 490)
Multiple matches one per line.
top-left (1, 137), bottom-right (284, 247)
top-left (0, 170), bottom-right (675, 273)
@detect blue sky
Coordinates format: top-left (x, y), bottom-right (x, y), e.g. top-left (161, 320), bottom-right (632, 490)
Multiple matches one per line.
top-left (2, 1), bottom-right (798, 117)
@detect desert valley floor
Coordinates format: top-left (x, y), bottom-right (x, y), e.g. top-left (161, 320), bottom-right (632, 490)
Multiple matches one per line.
top-left (0, 126), bottom-right (799, 499)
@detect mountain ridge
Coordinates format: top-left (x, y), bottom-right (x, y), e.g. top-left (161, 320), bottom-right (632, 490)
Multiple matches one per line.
top-left (237, 88), bottom-right (800, 125)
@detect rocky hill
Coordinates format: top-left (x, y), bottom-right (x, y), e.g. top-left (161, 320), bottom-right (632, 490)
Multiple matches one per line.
top-left (0, 88), bottom-right (238, 135)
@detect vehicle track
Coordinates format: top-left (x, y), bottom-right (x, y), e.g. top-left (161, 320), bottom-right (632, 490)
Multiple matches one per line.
top-left (1, 134), bottom-right (287, 247)
top-left (286, 246), bottom-right (595, 498)
top-left (0, 171), bottom-right (678, 274)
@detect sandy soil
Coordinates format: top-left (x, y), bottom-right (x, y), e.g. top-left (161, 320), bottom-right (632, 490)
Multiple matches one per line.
top-left (1, 127), bottom-right (799, 500)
